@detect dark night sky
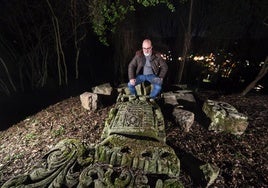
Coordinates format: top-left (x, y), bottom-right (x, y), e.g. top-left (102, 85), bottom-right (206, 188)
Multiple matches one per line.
top-left (0, 0), bottom-right (267, 129)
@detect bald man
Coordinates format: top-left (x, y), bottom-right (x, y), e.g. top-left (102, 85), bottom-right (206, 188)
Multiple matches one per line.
top-left (128, 39), bottom-right (168, 99)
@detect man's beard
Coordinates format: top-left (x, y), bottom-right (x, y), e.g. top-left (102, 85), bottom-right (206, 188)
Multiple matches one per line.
top-left (144, 52), bottom-right (151, 56)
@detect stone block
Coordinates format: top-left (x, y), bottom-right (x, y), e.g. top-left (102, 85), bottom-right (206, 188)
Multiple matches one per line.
top-left (80, 92), bottom-right (98, 111)
top-left (92, 83), bottom-right (113, 95)
top-left (174, 91), bottom-right (196, 103)
top-left (116, 83), bottom-right (129, 94)
top-left (200, 163), bottom-right (220, 187)
top-left (202, 99), bottom-right (248, 135)
top-left (162, 92), bottom-right (179, 106)
top-left (172, 107), bottom-right (195, 132)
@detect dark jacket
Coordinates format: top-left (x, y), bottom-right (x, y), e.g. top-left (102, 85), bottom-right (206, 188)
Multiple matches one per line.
top-left (128, 50), bottom-right (168, 80)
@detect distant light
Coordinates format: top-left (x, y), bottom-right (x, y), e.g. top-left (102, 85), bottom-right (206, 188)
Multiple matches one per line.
top-left (259, 61), bottom-right (264, 66)
top-left (203, 79), bottom-right (211, 83)
top-left (209, 62), bottom-right (214, 65)
top-left (161, 54), bottom-right (165, 59)
top-left (254, 84), bottom-right (264, 91)
top-left (193, 56), bottom-right (204, 61)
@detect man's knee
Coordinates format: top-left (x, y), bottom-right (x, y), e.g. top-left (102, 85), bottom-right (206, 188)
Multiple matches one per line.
top-left (153, 84), bottom-right (162, 91)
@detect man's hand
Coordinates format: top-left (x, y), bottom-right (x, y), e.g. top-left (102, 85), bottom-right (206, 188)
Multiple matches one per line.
top-left (130, 79), bottom-right (136, 86)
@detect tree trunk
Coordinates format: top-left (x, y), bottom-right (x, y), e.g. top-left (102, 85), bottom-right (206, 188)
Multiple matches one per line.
top-left (113, 28), bottom-right (135, 84)
top-left (0, 57), bottom-right (17, 94)
top-left (241, 56), bottom-right (268, 96)
top-left (177, 0), bottom-right (193, 84)
top-left (47, 0), bottom-right (68, 85)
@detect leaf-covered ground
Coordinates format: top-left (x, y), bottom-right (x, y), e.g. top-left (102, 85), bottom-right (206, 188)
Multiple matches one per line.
top-left (0, 92), bottom-right (267, 187)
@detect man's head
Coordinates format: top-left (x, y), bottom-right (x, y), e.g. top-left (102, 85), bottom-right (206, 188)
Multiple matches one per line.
top-left (142, 39), bottom-right (152, 57)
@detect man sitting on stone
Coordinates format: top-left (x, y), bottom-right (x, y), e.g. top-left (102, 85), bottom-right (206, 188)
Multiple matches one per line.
top-left (128, 39), bottom-right (168, 100)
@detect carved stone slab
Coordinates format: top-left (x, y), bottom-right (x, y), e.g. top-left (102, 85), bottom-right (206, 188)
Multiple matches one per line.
top-left (103, 95), bottom-right (166, 142)
top-left (2, 95), bottom-right (183, 188)
top-left (202, 99), bottom-right (248, 135)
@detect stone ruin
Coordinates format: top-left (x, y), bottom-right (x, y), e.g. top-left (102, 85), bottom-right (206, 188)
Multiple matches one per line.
top-left (1, 94), bottom-right (183, 188)
top-left (202, 99), bottom-right (248, 135)
top-left (3, 82), bottom-right (248, 187)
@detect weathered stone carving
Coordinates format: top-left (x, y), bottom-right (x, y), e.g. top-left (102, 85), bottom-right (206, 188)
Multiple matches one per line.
top-left (96, 134), bottom-right (180, 176)
top-left (102, 95), bottom-right (166, 142)
top-left (80, 92), bottom-right (98, 110)
top-left (199, 163), bottom-right (220, 188)
top-left (172, 107), bottom-right (195, 132)
top-left (92, 83), bottom-right (113, 95)
top-left (2, 139), bottom-right (93, 187)
top-left (202, 99), bottom-right (248, 135)
top-left (2, 95), bottom-right (183, 188)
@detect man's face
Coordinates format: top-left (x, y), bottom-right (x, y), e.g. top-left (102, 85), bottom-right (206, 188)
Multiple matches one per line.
top-left (142, 41), bottom-right (152, 56)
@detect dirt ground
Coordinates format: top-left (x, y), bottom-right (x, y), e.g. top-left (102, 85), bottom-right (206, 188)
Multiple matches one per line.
top-left (0, 91), bottom-right (267, 187)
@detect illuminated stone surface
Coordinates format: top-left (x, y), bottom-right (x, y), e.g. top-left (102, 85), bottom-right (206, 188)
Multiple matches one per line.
top-left (2, 95), bottom-right (182, 188)
top-left (202, 99), bottom-right (248, 135)
top-left (102, 95), bottom-right (166, 142)
top-left (172, 107), bottom-right (195, 132)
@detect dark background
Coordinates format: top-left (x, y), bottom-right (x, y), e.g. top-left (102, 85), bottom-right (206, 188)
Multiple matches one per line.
top-left (0, 0), bottom-right (267, 130)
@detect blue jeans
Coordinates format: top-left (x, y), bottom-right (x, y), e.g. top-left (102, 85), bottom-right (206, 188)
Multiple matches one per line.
top-left (128, 74), bottom-right (163, 99)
